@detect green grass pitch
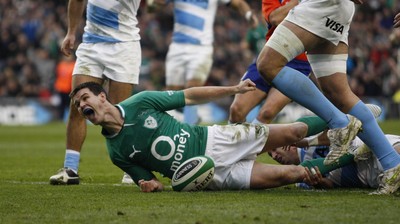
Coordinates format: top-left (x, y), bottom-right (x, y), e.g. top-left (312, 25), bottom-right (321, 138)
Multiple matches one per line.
top-left (1, 120), bottom-right (400, 223)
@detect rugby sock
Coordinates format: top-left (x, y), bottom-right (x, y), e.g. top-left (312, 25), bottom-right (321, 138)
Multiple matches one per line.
top-left (64, 149), bottom-right (80, 173)
top-left (271, 66), bottom-right (348, 129)
top-left (349, 101), bottom-right (400, 170)
top-left (300, 154), bottom-right (354, 175)
top-left (295, 116), bottom-right (328, 136)
top-left (184, 105), bottom-right (199, 125)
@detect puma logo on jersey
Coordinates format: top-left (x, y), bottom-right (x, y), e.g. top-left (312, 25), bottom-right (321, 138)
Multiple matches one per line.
top-left (144, 115), bottom-right (157, 129)
top-left (129, 145), bottom-right (141, 158)
top-left (325, 17), bottom-right (344, 34)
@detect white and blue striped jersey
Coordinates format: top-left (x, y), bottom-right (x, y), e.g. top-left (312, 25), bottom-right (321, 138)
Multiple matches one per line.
top-left (328, 135), bottom-right (400, 188)
top-left (171, 0), bottom-right (231, 45)
top-left (298, 145), bottom-right (329, 162)
top-left (83, 0), bottom-right (141, 43)
top-left (299, 135), bottom-right (400, 188)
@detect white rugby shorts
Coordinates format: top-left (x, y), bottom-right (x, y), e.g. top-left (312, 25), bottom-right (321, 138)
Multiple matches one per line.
top-left (73, 41), bottom-right (141, 84)
top-left (285, 0), bottom-right (355, 45)
top-left (204, 123), bottom-right (270, 190)
top-left (165, 42), bottom-right (213, 86)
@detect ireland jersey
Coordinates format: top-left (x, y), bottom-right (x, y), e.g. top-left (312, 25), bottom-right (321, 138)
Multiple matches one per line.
top-left (102, 91), bottom-right (208, 184)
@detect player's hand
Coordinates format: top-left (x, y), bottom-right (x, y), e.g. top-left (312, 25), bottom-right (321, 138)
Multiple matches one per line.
top-left (237, 79), bottom-right (256, 94)
top-left (138, 179), bottom-right (163, 192)
top-left (249, 14), bottom-right (259, 29)
top-left (302, 166), bottom-right (323, 186)
top-left (60, 33), bottom-right (76, 57)
top-left (394, 13), bottom-right (400, 28)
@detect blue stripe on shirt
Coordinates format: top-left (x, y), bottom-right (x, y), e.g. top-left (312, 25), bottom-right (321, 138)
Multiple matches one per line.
top-left (83, 32), bottom-right (119, 43)
top-left (172, 32), bottom-right (201, 44)
top-left (175, 9), bottom-right (204, 30)
top-left (175, 0), bottom-right (209, 9)
top-left (87, 3), bottom-right (119, 29)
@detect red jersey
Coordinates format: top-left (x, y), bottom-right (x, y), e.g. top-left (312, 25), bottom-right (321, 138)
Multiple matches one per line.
top-left (262, 0), bottom-right (308, 61)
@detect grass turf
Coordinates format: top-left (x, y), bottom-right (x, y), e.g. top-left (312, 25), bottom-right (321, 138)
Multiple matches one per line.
top-left (1, 121), bottom-right (400, 223)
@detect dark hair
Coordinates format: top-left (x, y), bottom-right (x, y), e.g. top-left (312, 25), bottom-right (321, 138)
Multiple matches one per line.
top-left (69, 82), bottom-right (108, 99)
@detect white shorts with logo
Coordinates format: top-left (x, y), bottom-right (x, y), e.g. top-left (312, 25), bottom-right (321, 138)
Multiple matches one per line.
top-left (165, 42), bottom-right (213, 86)
top-left (204, 123), bottom-right (270, 190)
top-left (285, 0), bottom-right (355, 45)
top-left (73, 41), bottom-right (141, 84)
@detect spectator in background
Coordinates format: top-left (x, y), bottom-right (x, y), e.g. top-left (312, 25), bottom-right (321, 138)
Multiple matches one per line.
top-left (54, 55), bottom-right (75, 120)
top-left (20, 63), bottom-right (41, 97)
top-left (0, 67), bottom-right (20, 97)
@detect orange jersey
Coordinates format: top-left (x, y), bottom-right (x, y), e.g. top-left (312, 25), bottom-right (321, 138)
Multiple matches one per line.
top-left (54, 61), bottom-right (75, 93)
top-left (262, 0), bottom-right (308, 61)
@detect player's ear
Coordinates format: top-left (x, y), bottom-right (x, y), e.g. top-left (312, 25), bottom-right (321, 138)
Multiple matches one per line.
top-left (99, 92), bottom-right (107, 102)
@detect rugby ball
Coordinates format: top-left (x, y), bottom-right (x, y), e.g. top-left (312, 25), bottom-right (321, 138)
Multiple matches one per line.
top-left (171, 156), bottom-right (215, 192)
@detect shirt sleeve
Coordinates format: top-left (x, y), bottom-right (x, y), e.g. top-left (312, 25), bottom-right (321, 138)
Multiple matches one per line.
top-left (121, 90), bottom-right (186, 112)
top-left (262, 0), bottom-right (281, 23)
top-left (121, 164), bottom-right (156, 185)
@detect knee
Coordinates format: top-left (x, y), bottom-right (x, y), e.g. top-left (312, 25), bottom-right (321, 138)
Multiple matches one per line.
top-left (288, 122), bottom-right (308, 142)
top-left (229, 103), bottom-right (247, 123)
top-left (256, 53), bottom-right (284, 83)
top-left (257, 107), bottom-right (278, 124)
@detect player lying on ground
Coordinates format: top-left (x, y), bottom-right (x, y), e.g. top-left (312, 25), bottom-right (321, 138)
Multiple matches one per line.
top-left (69, 80), bottom-right (342, 192)
top-left (269, 119), bottom-right (400, 192)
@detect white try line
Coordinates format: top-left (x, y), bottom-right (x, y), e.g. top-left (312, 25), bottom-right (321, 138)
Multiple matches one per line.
top-left (3, 180), bottom-right (173, 189)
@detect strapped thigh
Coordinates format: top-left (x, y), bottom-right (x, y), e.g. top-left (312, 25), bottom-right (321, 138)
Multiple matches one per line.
top-left (265, 25), bottom-right (305, 62)
top-left (307, 54), bottom-right (348, 78)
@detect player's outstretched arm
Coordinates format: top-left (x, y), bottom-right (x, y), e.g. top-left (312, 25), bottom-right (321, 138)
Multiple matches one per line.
top-left (184, 79), bottom-right (256, 105)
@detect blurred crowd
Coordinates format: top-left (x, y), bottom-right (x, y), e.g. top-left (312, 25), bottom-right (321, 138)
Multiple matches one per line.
top-left (0, 0), bottom-right (400, 119)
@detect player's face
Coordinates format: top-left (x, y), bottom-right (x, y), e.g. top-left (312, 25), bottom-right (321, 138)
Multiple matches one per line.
top-left (269, 145), bottom-right (300, 165)
top-left (72, 88), bottom-right (105, 124)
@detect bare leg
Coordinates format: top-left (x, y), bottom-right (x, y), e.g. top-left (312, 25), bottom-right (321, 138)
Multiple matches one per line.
top-left (260, 122), bottom-right (308, 153)
top-left (229, 88), bottom-right (266, 123)
top-left (256, 88), bottom-right (292, 124)
top-left (250, 162), bottom-right (306, 189)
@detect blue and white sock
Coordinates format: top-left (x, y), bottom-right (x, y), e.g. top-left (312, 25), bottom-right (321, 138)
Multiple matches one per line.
top-left (349, 101), bottom-right (400, 170)
top-left (271, 66), bottom-right (348, 129)
top-left (64, 149), bottom-right (80, 173)
top-left (184, 105), bottom-right (198, 125)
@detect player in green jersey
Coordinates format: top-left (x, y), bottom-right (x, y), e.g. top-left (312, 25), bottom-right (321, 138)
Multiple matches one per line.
top-left (70, 80), bottom-right (325, 192)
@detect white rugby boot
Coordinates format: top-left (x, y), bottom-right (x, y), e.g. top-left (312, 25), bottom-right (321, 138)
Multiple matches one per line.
top-left (49, 168), bottom-right (80, 185)
top-left (324, 115), bottom-right (362, 165)
top-left (369, 164), bottom-right (400, 195)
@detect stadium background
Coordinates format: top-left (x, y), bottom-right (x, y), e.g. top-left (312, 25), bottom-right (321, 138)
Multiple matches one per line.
top-left (0, 0), bottom-right (399, 125)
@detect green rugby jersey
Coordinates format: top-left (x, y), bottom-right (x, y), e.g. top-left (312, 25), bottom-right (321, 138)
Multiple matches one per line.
top-left (102, 90), bottom-right (208, 184)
